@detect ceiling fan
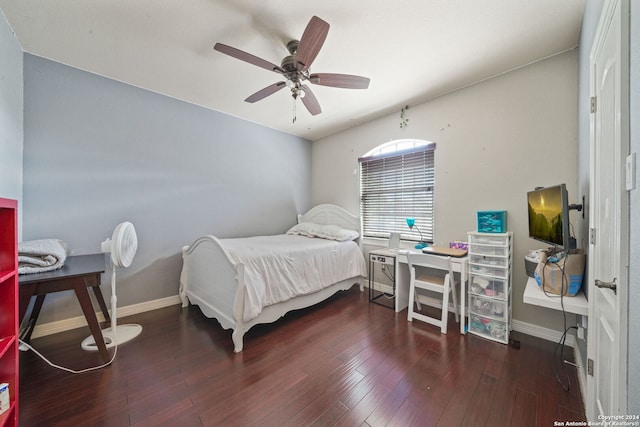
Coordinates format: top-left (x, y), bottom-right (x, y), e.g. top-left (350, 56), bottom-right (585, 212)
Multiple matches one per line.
top-left (214, 16), bottom-right (370, 117)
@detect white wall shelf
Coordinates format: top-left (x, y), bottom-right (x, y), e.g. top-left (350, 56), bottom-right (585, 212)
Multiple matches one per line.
top-left (523, 276), bottom-right (588, 316)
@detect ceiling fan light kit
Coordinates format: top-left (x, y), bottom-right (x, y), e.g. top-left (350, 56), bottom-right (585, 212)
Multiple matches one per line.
top-left (214, 15), bottom-right (370, 119)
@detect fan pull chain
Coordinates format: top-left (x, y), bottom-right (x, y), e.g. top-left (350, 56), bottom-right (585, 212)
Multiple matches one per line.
top-left (292, 98), bottom-right (297, 123)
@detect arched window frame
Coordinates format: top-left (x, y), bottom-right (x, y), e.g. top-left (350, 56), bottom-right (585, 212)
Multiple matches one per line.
top-left (358, 139), bottom-right (435, 243)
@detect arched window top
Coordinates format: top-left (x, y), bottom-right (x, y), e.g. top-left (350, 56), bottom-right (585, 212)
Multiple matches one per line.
top-left (362, 139), bottom-right (434, 158)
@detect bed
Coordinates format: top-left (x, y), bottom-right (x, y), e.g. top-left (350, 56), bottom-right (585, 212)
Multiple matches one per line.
top-left (179, 204), bottom-right (367, 352)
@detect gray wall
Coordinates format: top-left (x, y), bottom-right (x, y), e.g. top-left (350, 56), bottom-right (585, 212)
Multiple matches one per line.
top-left (23, 54), bottom-right (311, 323)
top-left (628, 0), bottom-right (640, 415)
top-left (0, 10), bottom-right (23, 238)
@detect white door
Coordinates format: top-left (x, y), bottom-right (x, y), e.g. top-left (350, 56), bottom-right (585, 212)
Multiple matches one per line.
top-left (587, 0), bottom-right (630, 420)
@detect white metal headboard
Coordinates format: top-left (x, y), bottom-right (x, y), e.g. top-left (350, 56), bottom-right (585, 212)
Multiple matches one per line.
top-left (297, 204), bottom-right (361, 233)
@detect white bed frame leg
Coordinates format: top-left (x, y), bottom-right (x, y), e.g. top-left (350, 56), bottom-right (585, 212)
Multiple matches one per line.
top-left (232, 329), bottom-right (244, 353)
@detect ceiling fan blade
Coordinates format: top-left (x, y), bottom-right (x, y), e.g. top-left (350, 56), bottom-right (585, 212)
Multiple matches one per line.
top-left (245, 82), bottom-right (287, 103)
top-left (309, 73), bottom-right (370, 89)
top-left (301, 85), bottom-right (321, 116)
top-left (214, 43), bottom-right (284, 74)
top-left (295, 16), bottom-right (329, 70)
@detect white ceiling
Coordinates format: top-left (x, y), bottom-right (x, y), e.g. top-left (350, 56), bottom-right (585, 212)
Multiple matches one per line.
top-left (1, 0), bottom-right (585, 141)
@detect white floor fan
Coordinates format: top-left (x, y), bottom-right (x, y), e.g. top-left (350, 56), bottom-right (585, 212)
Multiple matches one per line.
top-left (81, 221), bottom-right (142, 352)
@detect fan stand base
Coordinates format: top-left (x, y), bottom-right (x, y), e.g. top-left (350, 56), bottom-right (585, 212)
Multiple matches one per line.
top-left (81, 324), bottom-right (143, 351)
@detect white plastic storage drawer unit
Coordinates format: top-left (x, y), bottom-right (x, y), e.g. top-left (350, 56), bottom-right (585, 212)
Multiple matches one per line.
top-left (469, 314), bottom-right (508, 343)
top-left (469, 294), bottom-right (508, 321)
top-left (469, 276), bottom-right (507, 299)
top-left (469, 254), bottom-right (509, 268)
top-left (467, 231), bottom-right (513, 344)
top-left (469, 264), bottom-right (509, 278)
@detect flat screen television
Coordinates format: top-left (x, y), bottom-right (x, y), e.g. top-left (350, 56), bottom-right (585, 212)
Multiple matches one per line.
top-left (527, 184), bottom-right (570, 251)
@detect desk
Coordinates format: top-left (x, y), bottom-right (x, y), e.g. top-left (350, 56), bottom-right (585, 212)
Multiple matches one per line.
top-left (374, 248), bottom-right (468, 334)
top-left (19, 254), bottom-right (112, 362)
top-left (523, 276), bottom-right (588, 315)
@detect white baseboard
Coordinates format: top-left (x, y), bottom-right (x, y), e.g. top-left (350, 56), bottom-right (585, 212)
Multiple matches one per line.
top-left (511, 318), bottom-right (576, 346)
top-left (30, 295), bottom-right (182, 339)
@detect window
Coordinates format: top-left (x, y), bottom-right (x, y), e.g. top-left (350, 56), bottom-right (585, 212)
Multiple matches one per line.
top-left (359, 140), bottom-right (435, 242)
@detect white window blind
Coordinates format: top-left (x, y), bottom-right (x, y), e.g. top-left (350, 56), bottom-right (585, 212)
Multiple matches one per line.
top-left (359, 144), bottom-right (435, 242)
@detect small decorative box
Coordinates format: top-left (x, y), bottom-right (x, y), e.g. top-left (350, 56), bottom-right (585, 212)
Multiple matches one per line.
top-left (477, 211), bottom-right (507, 233)
top-left (450, 241), bottom-right (468, 251)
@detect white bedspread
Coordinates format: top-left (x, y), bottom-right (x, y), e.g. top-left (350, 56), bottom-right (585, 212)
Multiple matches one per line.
top-left (220, 234), bottom-right (367, 322)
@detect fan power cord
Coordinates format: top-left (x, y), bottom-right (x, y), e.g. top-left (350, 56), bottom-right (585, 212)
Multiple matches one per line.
top-left (18, 338), bottom-right (117, 374)
top-left (554, 325), bottom-right (578, 391)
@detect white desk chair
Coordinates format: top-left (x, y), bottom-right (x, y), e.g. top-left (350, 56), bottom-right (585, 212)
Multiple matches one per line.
top-left (407, 253), bottom-right (459, 333)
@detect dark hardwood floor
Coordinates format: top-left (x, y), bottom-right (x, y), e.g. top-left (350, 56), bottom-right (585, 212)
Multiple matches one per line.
top-left (19, 288), bottom-right (586, 426)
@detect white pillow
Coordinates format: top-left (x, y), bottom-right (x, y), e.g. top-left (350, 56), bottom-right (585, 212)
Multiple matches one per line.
top-left (317, 224), bottom-right (360, 241)
top-left (286, 222), bottom-right (322, 238)
top-left (286, 222), bottom-right (359, 241)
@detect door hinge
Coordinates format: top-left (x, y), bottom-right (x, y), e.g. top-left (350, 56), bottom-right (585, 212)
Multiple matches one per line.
top-left (588, 358), bottom-right (594, 376)
top-left (591, 96), bottom-right (597, 113)
top-left (589, 227), bottom-right (596, 245)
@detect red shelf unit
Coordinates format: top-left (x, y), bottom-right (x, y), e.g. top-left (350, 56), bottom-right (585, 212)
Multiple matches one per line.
top-left (0, 198), bottom-right (18, 427)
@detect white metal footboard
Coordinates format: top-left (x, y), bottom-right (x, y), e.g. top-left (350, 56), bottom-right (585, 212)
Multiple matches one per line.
top-left (180, 235), bottom-right (245, 337)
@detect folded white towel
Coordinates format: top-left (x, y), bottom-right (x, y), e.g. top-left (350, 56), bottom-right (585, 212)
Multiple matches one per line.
top-left (18, 239), bottom-right (68, 274)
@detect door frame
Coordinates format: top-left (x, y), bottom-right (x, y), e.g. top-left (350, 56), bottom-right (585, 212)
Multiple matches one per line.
top-left (586, 0), bottom-right (630, 420)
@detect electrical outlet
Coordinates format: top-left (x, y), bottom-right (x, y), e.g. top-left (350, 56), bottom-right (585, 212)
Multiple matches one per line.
top-left (577, 326), bottom-right (585, 340)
